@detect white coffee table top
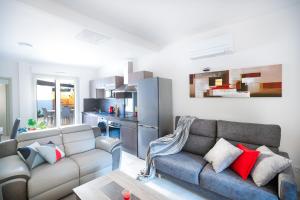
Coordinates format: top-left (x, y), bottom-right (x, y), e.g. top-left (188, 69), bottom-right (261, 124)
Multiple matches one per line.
top-left (73, 170), bottom-right (169, 200)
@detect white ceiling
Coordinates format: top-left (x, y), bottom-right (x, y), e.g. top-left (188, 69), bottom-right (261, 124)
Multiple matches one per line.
top-left (0, 0), bottom-right (299, 67)
top-left (0, 0), bottom-right (155, 67)
top-left (52, 0), bottom-right (300, 46)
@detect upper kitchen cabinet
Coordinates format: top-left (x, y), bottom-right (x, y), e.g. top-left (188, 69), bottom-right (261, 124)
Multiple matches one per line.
top-left (90, 76), bottom-right (124, 98)
top-left (128, 71), bottom-right (153, 86)
top-left (102, 76), bottom-right (124, 90)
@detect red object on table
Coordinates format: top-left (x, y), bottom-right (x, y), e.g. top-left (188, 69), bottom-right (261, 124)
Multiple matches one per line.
top-left (122, 189), bottom-right (131, 200)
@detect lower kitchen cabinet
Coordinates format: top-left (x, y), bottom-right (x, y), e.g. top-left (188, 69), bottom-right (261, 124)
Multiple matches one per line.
top-left (120, 122), bottom-right (138, 156)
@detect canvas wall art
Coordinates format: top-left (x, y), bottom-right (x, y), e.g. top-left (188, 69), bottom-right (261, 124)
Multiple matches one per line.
top-left (189, 64), bottom-right (282, 98)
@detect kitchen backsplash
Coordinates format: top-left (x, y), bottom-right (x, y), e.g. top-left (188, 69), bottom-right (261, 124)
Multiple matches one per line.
top-left (83, 98), bottom-right (101, 112)
top-left (99, 98), bottom-right (125, 115)
top-left (83, 98), bottom-right (125, 115)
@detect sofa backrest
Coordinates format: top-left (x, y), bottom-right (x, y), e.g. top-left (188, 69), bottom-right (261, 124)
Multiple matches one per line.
top-left (61, 124), bottom-right (95, 156)
top-left (17, 128), bottom-right (64, 153)
top-left (175, 116), bottom-right (217, 156)
top-left (217, 120), bottom-right (281, 152)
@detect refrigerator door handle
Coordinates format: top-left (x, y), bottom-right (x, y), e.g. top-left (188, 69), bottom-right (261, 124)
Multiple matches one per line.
top-left (138, 124), bottom-right (158, 129)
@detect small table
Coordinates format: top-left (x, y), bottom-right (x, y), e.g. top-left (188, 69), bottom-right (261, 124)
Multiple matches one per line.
top-left (73, 170), bottom-right (169, 200)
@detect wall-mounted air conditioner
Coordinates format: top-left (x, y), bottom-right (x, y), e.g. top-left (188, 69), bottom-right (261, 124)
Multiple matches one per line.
top-left (189, 34), bottom-right (234, 59)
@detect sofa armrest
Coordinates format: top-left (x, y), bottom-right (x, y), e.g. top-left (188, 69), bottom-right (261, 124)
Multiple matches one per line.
top-left (95, 136), bottom-right (121, 153)
top-left (0, 139), bottom-right (17, 159)
top-left (0, 155), bottom-right (30, 184)
top-left (95, 136), bottom-right (122, 170)
top-left (278, 166), bottom-right (298, 200)
top-left (278, 152), bottom-right (298, 200)
top-left (0, 155), bottom-right (30, 200)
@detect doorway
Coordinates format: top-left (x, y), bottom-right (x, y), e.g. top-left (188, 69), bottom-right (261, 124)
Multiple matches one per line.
top-left (0, 78), bottom-right (11, 140)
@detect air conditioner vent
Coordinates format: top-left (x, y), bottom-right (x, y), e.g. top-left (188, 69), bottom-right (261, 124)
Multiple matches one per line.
top-left (76, 29), bottom-right (110, 45)
top-left (189, 34), bottom-right (234, 59)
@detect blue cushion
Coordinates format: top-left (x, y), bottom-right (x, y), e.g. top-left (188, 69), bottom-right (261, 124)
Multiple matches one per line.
top-left (199, 164), bottom-right (278, 200)
top-left (154, 151), bottom-right (206, 185)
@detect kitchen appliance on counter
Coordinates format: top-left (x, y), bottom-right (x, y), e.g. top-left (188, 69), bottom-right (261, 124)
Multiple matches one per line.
top-left (137, 77), bottom-right (173, 159)
top-left (108, 106), bottom-right (114, 114)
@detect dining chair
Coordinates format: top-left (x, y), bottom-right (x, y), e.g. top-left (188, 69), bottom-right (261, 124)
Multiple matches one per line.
top-left (61, 106), bottom-right (71, 125)
top-left (10, 118), bottom-right (20, 139)
top-left (42, 108), bottom-right (55, 126)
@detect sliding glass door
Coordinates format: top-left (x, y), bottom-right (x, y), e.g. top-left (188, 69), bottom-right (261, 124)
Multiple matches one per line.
top-left (60, 80), bottom-right (76, 126)
top-left (36, 77), bottom-right (77, 128)
top-left (36, 78), bottom-right (56, 128)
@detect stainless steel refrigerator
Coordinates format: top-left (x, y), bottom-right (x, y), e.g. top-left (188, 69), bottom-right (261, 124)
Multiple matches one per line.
top-left (137, 77), bottom-right (173, 159)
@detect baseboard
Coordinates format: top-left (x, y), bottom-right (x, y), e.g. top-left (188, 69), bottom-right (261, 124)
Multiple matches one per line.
top-left (294, 166), bottom-right (300, 192)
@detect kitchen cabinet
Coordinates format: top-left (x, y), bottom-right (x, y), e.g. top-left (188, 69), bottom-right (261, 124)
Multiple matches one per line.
top-left (120, 121), bottom-right (138, 156)
top-left (82, 113), bottom-right (99, 126)
top-left (101, 76), bottom-right (124, 90)
top-left (89, 80), bottom-right (105, 98)
top-left (128, 71), bottom-right (153, 86)
top-left (90, 76), bottom-right (124, 98)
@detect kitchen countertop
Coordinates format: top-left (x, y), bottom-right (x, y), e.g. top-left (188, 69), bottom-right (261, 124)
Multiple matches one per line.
top-left (83, 112), bottom-right (138, 123)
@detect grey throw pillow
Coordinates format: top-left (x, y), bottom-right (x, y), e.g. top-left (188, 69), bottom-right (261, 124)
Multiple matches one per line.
top-left (36, 142), bottom-right (65, 164)
top-left (251, 145), bottom-right (292, 186)
top-left (204, 138), bottom-right (243, 173)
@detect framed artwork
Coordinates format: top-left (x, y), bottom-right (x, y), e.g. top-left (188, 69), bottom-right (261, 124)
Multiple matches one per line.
top-left (189, 64), bottom-right (282, 98)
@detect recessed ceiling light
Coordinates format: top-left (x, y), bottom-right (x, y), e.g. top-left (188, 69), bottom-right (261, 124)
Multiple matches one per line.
top-left (18, 42), bottom-right (33, 48)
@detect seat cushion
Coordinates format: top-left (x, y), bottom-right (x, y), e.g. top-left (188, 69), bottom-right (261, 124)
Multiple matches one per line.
top-left (28, 158), bottom-right (79, 199)
top-left (154, 151), bottom-right (207, 185)
top-left (199, 164), bottom-right (278, 200)
top-left (70, 149), bottom-right (112, 178)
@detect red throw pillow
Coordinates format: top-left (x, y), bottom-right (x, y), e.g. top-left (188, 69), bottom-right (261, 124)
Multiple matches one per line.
top-left (230, 144), bottom-right (260, 180)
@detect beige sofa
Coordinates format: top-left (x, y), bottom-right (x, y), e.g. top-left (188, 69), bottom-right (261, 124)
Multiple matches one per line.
top-left (0, 124), bottom-right (121, 200)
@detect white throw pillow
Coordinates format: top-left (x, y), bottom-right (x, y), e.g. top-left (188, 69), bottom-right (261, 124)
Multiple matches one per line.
top-left (251, 145), bottom-right (291, 186)
top-left (204, 138), bottom-right (243, 173)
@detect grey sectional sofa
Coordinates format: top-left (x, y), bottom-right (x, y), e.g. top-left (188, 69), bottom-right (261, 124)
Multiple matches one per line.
top-left (0, 124), bottom-right (121, 200)
top-left (154, 116), bottom-right (298, 200)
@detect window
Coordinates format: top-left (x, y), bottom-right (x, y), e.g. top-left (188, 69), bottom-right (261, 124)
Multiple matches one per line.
top-left (36, 77), bottom-right (77, 128)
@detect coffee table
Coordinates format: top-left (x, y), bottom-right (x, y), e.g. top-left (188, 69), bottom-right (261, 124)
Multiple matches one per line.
top-left (73, 170), bottom-right (169, 200)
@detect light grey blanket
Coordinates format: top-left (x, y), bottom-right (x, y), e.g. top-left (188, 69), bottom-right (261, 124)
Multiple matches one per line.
top-left (137, 116), bottom-right (196, 180)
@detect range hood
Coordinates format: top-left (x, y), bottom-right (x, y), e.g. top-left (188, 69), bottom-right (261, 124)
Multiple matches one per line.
top-left (114, 61), bottom-right (136, 93)
top-left (114, 84), bottom-right (136, 93)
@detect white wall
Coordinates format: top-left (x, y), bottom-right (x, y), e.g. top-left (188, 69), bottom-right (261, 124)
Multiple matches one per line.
top-left (0, 60), bottom-right (20, 132)
top-left (136, 5), bottom-right (300, 188)
top-left (0, 84), bottom-right (7, 134)
top-left (97, 60), bottom-right (133, 78)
